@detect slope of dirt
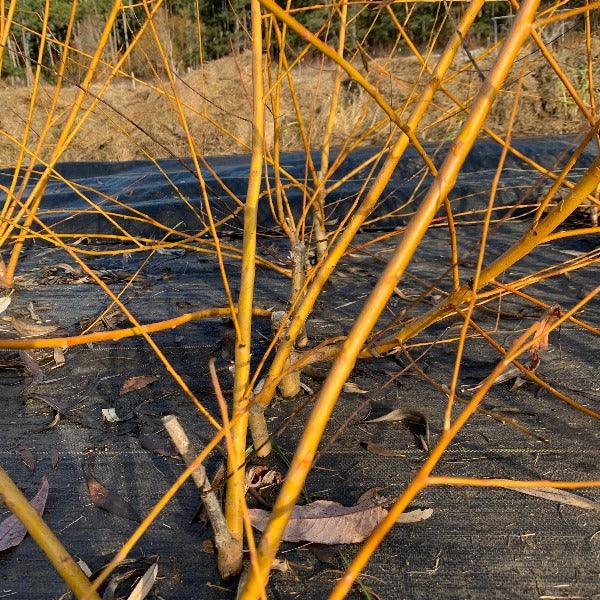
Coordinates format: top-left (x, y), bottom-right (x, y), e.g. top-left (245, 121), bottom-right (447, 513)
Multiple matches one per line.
top-left (0, 32), bottom-right (597, 165)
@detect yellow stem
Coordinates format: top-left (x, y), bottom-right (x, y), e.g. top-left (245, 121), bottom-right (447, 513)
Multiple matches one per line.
top-left (240, 0), bottom-right (540, 596)
top-left (0, 468), bottom-right (100, 600)
top-left (225, 0), bottom-right (265, 550)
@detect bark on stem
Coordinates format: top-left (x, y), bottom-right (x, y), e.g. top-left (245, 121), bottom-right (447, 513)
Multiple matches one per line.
top-left (247, 0), bottom-right (486, 420)
top-left (162, 416), bottom-right (242, 579)
top-left (226, 0), bottom-right (265, 562)
top-left (290, 241), bottom-right (308, 348)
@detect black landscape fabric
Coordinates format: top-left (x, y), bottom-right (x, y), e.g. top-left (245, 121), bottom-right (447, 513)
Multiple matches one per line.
top-left (0, 136), bottom-right (599, 599)
top-left (1, 134), bottom-right (597, 236)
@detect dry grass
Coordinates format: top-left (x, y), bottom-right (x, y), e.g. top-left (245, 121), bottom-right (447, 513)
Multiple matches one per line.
top-left (0, 32), bottom-right (597, 165)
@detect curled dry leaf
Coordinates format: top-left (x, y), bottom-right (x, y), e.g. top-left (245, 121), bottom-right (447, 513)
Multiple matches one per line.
top-left (7, 317), bottom-right (58, 338)
top-left (126, 562), bottom-right (158, 600)
top-left (53, 347), bottom-right (66, 367)
top-left (120, 375), bottom-right (158, 395)
top-left (17, 442), bottom-right (36, 472)
top-left (271, 557), bottom-right (290, 574)
top-left (102, 408), bottom-right (124, 423)
top-left (77, 559), bottom-right (93, 577)
top-left (366, 409), bottom-right (430, 451)
top-left (84, 464), bottom-right (140, 522)
top-left (343, 381), bottom-right (368, 394)
top-left (19, 350), bottom-right (44, 393)
top-left (249, 498), bottom-right (432, 545)
top-left (50, 448), bottom-right (60, 470)
top-left (503, 486), bottom-right (600, 510)
top-left (467, 307), bottom-right (561, 393)
top-left (0, 295), bottom-right (11, 315)
top-left (0, 476), bottom-right (49, 551)
top-left (531, 305), bottom-right (561, 354)
top-left (245, 465), bottom-right (282, 493)
top-left (360, 441), bottom-right (405, 458)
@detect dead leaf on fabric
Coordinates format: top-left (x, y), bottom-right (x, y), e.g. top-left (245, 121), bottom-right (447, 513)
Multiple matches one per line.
top-left (250, 499), bottom-right (386, 544)
top-left (17, 442), bottom-right (36, 472)
top-left (102, 408), bottom-right (124, 423)
top-left (0, 477), bottom-right (49, 552)
top-left (19, 350), bottom-right (44, 393)
top-left (510, 376), bottom-right (527, 391)
top-left (395, 508), bottom-right (433, 524)
top-left (343, 381), bottom-right (368, 394)
top-left (360, 441), bottom-right (405, 458)
top-left (120, 375), bottom-right (158, 395)
top-left (7, 317), bottom-right (58, 338)
top-left (365, 409), bottom-right (430, 451)
top-left (531, 305), bottom-right (561, 354)
top-left (27, 302), bottom-right (41, 322)
top-left (77, 559), bottom-right (93, 577)
top-left (101, 556), bottom-right (158, 600)
top-left (126, 562), bottom-right (158, 600)
top-left (245, 466), bottom-right (282, 493)
top-left (271, 557), bottom-right (290, 574)
top-left (308, 543), bottom-right (339, 564)
top-left (503, 486), bottom-right (600, 510)
top-left (53, 347), bottom-right (66, 367)
top-left (464, 363), bottom-right (525, 392)
top-left (249, 498), bottom-right (430, 545)
top-left (83, 464), bottom-right (140, 522)
top-left (103, 569), bottom-right (138, 600)
top-left (138, 434), bottom-right (178, 458)
top-left (0, 295), bottom-right (11, 315)
top-left (357, 488), bottom-right (385, 504)
top-left (50, 448), bottom-right (60, 470)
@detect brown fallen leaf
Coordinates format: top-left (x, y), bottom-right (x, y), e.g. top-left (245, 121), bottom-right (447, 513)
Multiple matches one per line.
top-left (103, 569), bottom-right (138, 600)
top-left (17, 442), bottom-right (36, 472)
top-left (503, 486), bottom-right (600, 510)
top-left (249, 498), bottom-right (431, 544)
top-left (7, 317), bottom-right (58, 338)
top-left (19, 349), bottom-right (44, 394)
top-left (309, 543), bottom-right (339, 564)
top-left (271, 557), bottom-right (290, 574)
top-left (0, 477), bottom-right (49, 551)
top-left (27, 302), bottom-right (41, 322)
top-left (83, 464), bottom-right (140, 522)
top-left (531, 305), bottom-right (561, 354)
top-left (468, 307), bottom-right (560, 393)
top-left (126, 562), bottom-right (158, 600)
top-left (357, 487), bottom-right (385, 503)
top-left (343, 381), bottom-right (369, 394)
top-left (53, 347), bottom-right (66, 367)
top-left (360, 441), bottom-right (405, 458)
top-left (395, 508), bottom-right (433, 524)
top-left (120, 375), bottom-right (158, 395)
top-left (139, 433), bottom-right (178, 458)
top-left (366, 409), bottom-right (430, 451)
top-left (245, 465), bottom-right (282, 493)
top-left (50, 448), bottom-right (60, 470)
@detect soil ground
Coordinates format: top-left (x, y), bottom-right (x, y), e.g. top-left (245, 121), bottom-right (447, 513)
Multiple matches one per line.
top-left (0, 32), bottom-right (598, 165)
